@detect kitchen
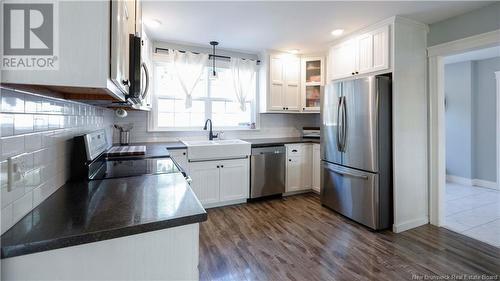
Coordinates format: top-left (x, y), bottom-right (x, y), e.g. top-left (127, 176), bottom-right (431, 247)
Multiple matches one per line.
top-left (1, 1), bottom-right (499, 280)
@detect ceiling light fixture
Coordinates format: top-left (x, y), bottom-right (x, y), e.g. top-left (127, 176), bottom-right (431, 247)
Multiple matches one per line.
top-left (331, 29), bottom-right (344, 36)
top-left (145, 19), bottom-right (162, 28)
top-left (209, 41), bottom-right (219, 80)
top-left (288, 49), bottom-right (300, 54)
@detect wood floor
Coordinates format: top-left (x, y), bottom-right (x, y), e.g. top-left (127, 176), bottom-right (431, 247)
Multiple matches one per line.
top-left (199, 193), bottom-right (500, 281)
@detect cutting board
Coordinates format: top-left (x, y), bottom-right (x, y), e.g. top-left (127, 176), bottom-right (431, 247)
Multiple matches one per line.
top-left (106, 146), bottom-right (146, 157)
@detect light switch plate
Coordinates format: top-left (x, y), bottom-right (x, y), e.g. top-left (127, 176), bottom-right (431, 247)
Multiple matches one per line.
top-left (8, 154), bottom-right (26, 191)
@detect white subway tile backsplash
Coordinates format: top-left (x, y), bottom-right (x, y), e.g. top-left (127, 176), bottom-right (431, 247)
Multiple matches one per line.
top-left (0, 87), bottom-right (113, 234)
top-left (1, 135), bottom-right (25, 159)
top-left (1, 91), bottom-right (25, 113)
top-left (1, 205), bottom-right (13, 234)
top-left (24, 95), bottom-right (41, 113)
top-left (0, 161), bottom-right (7, 187)
top-left (34, 115), bottom-right (49, 132)
top-left (14, 114), bottom-right (34, 135)
top-left (1, 113), bottom-right (14, 137)
top-left (25, 133), bottom-right (42, 152)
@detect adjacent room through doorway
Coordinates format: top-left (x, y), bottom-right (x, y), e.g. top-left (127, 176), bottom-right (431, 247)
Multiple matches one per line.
top-left (443, 46), bottom-right (500, 247)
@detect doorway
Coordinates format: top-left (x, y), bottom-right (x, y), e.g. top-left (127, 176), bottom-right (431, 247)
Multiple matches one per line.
top-left (429, 31), bottom-right (500, 247)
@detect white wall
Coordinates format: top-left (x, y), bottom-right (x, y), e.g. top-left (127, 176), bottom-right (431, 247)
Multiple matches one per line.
top-left (445, 61), bottom-right (473, 179)
top-left (428, 2), bottom-right (500, 47)
top-left (444, 57), bottom-right (500, 183)
top-left (0, 87), bottom-right (113, 234)
top-left (113, 111), bottom-right (319, 143)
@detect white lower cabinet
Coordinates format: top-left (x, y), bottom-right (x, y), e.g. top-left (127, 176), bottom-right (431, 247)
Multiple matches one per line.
top-left (169, 149), bottom-right (188, 171)
top-left (188, 158), bottom-right (249, 207)
top-left (188, 162), bottom-right (220, 206)
top-left (219, 159), bottom-right (249, 202)
top-left (285, 143), bottom-right (313, 193)
top-left (312, 144), bottom-right (321, 193)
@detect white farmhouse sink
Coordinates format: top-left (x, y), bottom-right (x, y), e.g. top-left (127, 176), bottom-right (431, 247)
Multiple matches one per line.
top-left (182, 139), bottom-right (251, 161)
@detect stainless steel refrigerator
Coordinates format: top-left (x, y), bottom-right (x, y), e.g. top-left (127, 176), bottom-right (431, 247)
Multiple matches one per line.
top-left (320, 76), bottom-right (392, 230)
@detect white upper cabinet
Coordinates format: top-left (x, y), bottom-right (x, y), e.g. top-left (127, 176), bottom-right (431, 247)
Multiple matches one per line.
top-left (1, 0), bottom-right (144, 103)
top-left (329, 39), bottom-right (357, 80)
top-left (267, 54), bottom-right (301, 112)
top-left (301, 57), bottom-right (324, 112)
top-left (269, 57), bottom-right (285, 111)
top-left (371, 25), bottom-right (390, 72)
top-left (328, 24), bottom-right (390, 81)
top-left (110, 0), bottom-right (133, 95)
top-left (284, 57), bottom-right (301, 111)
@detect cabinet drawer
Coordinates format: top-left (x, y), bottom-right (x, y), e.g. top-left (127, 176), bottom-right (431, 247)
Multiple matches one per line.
top-left (286, 144), bottom-right (304, 155)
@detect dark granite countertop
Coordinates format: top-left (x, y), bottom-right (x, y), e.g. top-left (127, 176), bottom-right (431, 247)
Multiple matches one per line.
top-left (0, 173), bottom-right (207, 259)
top-left (243, 137), bottom-right (320, 147)
top-left (124, 138), bottom-right (319, 150)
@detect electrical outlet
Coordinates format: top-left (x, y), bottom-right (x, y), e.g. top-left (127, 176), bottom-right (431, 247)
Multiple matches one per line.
top-left (8, 154), bottom-right (27, 191)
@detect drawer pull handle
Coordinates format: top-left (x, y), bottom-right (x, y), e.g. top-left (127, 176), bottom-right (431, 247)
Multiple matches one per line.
top-left (292, 149), bottom-right (298, 152)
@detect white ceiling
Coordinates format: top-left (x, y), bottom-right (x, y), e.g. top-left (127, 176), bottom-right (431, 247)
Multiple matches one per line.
top-left (444, 46), bottom-right (500, 64)
top-left (143, 1), bottom-right (492, 55)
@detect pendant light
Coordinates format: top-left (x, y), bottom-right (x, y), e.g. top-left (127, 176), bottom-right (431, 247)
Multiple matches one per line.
top-left (209, 41), bottom-right (219, 80)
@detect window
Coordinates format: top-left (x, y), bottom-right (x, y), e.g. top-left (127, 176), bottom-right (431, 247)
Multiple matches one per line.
top-left (150, 57), bottom-right (257, 131)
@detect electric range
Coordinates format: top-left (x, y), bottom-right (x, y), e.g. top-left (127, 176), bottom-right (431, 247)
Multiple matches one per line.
top-left (71, 129), bottom-right (181, 181)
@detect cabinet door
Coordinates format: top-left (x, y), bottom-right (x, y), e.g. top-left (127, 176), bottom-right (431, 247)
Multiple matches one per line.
top-left (269, 56), bottom-right (285, 111)
top-left (219, 159), bottom-right (249, 202)
top-left (188, 161), bottom-right (220, 206)
top-left (300, 144), bottom-right (312, 189)
top-left (110, 0), bottom-right (131, 94)
top-left (357, 33), bottom-right (373, 74)
top-left (371, 25), bottom-right (390, 72)
top-left (312, 144), bottom-right (321, 192)
top-left (286, 156), bottom-right (302, 192)
top-left (301, 57), bottom-right (323, 112)
top-left (169, 149), bottom-right (188, 171)
top-left (284, 57), bottom-right (300, 111)
top-left (329, 39), bottom-right (357, 80)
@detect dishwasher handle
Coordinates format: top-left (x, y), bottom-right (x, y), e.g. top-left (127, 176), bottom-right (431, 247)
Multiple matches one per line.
top-left (251, 146), bottom-right (286, 156)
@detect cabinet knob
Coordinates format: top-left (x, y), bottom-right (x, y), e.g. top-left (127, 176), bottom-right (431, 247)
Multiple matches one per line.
top-left (122, 79), bottom-right (130, 86)
top-left (221, 165), bottom-right (224, 168)
top-left (182, 152), bottom-right (186, 155)
top-left (216, 165), bottom-right (220, 168)
top-left (355, 71), bottom-right (359, 74)
top-left (289, 159), bottom-right (291, 162)
top-left (351, 72), bottom-right (355, 75)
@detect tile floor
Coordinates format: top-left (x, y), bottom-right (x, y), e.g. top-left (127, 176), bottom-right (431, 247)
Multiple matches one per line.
top-left (444, 182), bottom-right (500, 247)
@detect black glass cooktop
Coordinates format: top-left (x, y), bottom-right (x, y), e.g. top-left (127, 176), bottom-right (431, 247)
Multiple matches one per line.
top-left (89, 157), bottom-right (180, 180)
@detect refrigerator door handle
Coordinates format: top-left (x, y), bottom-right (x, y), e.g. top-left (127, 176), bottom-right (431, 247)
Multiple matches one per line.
top-left (324, 165), bottom-right (369, 180)
top-left (336, 97), bottom-right (343, 151)
top-left (341, 96), bottom-right (348, 152)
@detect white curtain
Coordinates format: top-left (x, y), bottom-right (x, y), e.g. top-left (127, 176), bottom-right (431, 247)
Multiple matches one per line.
top-left (169, 50), bottom-right (208, 108)
top-left (230, 58), bottom-right (257, 111)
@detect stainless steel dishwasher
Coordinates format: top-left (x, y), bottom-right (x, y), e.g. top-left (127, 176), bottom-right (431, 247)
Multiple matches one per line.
top-left (250, 146), bottom-right (286, 199)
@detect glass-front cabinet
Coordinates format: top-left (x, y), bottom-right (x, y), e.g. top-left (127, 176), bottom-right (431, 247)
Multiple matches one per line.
top-left (301, 57), bottom-right (324, 112)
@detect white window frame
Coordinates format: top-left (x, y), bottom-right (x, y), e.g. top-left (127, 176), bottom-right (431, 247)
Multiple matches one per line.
top-left (148, 55), bottom-right (260, 132)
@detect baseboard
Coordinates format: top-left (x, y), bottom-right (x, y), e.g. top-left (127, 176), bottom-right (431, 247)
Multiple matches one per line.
top-left (471, 179), bottom-right (499, 190)
top-left (446, 174), bottom-right (499, 190)
top-left (446, 175), bottom-right (472, 186)
top-left (393, 217), bottom-right (428, 233)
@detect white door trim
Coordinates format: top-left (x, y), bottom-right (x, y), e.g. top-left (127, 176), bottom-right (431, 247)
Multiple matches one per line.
top-left (496, 71), bottom-right (500, 190)
top-left (428, 29), bottom-right (500, 227)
